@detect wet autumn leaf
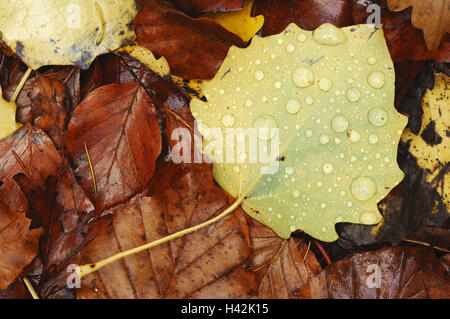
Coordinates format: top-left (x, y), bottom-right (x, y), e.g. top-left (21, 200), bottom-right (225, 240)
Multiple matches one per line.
top-left (192, 23), bottom-right (407, 241)
top-left (252, 0), bottom-right (353, 36)
top-left (0, 125), bottom-right (62, 213)
top-left (0, 0), bottom-right (139, 69)
top-left (30, 74), bottom-right (70, 150)
top-left (171, 0), bottom-right (244, 16)
top-left (66, 75), bottom-right (162, 213)
top-left (388, 0), bottom-right (450, 51)
top-left (134, 0), bottom-right (246, 79)
top-left (351, 0), bottom-right (450, 62)
top-left (337, 69), bottom-right (449, 246)
top-left (74, 165), bottom-right (257, 298)
top-left (248, 220), bottom-right (322, 298)
top-left (298, 246), bottom-right (450, 298)
top-left (0, 202), bottom-right (42, 290)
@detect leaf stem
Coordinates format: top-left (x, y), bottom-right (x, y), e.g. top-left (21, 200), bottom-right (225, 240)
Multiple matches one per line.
top-left (22, 276), bottom-right (39, 299)
top-left (11, 67), bottom-right (32, 103)
top-left (76, 194), bottom-right (246, 279)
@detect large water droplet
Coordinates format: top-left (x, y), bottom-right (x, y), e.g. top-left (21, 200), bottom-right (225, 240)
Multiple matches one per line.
top-left (368, 107), bottom-right (388, 126)
top-left (312, 23), bottom-right (347, 46)
top-left (323, 163), bottom-right (333, 174)
top-left (367, 56), bottom-right (377, 65)
top-left (254, 70), bottom-right (264, 81)
top-left (331, 115), bottom-right (349, 132)
top-left (319, 134), bottom-right (330, 144)
top-left (253, 115), bottom-right (278, 140)
top-left (359, 211), bottom-right (378, 224)
top-left (286, 44), bottom-right (295, 53)
top-left (346, 87), bottom-right (361, 102)
top-left (297, 33), bottom-right (307, 42)
top-left (222, 113), bottom-right (235, 127)
top-left (292, 67), bottom-right (314, 88)
top-left (319, 77), bottom-right (332, 91)
top-left (351, 177), bottom-right (377, 201)
top-left (285, 98), bottom-right (301, 114)
top-left (367, 71), bottom-right (386, 88)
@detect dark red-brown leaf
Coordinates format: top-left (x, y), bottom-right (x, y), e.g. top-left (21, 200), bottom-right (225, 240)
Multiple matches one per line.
top-left (171, 0), bottom-right (244, 16)
top-left (252, 0), bottom-right (354, 36)
top-left (0, 126), bottom-right (62, 213)
top-left (134, 0), bottom-right (246, 79)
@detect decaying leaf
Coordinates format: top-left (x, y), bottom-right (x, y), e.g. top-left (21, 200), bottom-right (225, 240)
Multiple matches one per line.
top-left (388, 0), bottom-right (450, 51)
top-left (66, 74), bottom-right (162, 213)
top-left (203, 0), bottom-right (264, 42)
top-left (402, 71), bottom-right (449, 208)
top-left (0, 125), bottom-right (62, 213)
top-left (352, 0), bottom-right (450, 63)
top-left (74, 165), bottom-right (257, 298)
top-left (171, 0), bottom-right (244, 16)
top-left (30, 74), bottom-right (70, 150)
top-left (0, 84), bottom-right (21, 140)
top-left (191, 23), bottom-right (407, 241)
top-left (118, 45), bottom-right (170, 77)
top-left (298, 246), bottom-right (450, 298)
top-left (0, 202), bottom-right (42, 290)
top-left (248, 220), bottom-right (322, 298)
top-left (0, 0), bottom-right (139, 70)
top-left (252, 0), bottom-right (353, 36)
top-left (134, 0), bottom-right (246, 79)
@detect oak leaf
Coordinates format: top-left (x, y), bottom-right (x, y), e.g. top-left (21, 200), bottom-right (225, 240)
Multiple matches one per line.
top-left (388, 0), bottom-right (450, 51)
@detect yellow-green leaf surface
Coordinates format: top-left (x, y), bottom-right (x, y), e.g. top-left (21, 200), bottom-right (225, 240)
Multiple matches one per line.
top-left (191, 23), bottom-right (408, 241)
top-left (0, 0), bottom-right (139, 70)
top-left (402, 71), bottom-right (449, 208)
top-left (119, 45), bottom-right (170, 77)
top-left (202, 0), bottom-right (264, 43)
top-left (0, 85), bottom-right (20, 140)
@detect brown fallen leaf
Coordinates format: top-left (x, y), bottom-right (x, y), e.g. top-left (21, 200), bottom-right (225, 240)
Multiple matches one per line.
top-left (0, 277), bottom-right (29, 299)
top-left (171, 0), bottom-right (244, 16)
top-left (247, 220), bottom-right (322, 298)
top-left (298, 246), bottom-right (450, 298)
top-left (2, 64), bottom-right (80, 126)
top-left (14, 169), bottom-right (94, 297)
top-left (134, 0), bottom-right (246, 79)
top-left (0, 202), bottom-right (42, 290)
top-left (0, 125), bottom-right (62, 213)
top-left (30, 74), bottom-right (70, 150)
top-left (388, 0), bottom-right (450, 51)
top-left (252, 0), bottom-right (353, 36)
top-left (352, 0), bottom-right (450, 62)
top-left (74, 165), bottom-right (257, 298)
top-left (66, 73), bottom-right (162, 213)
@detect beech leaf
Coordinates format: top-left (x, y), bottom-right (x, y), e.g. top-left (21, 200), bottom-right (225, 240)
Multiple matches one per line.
top-left (66, 78), bottom-right (162, 213)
